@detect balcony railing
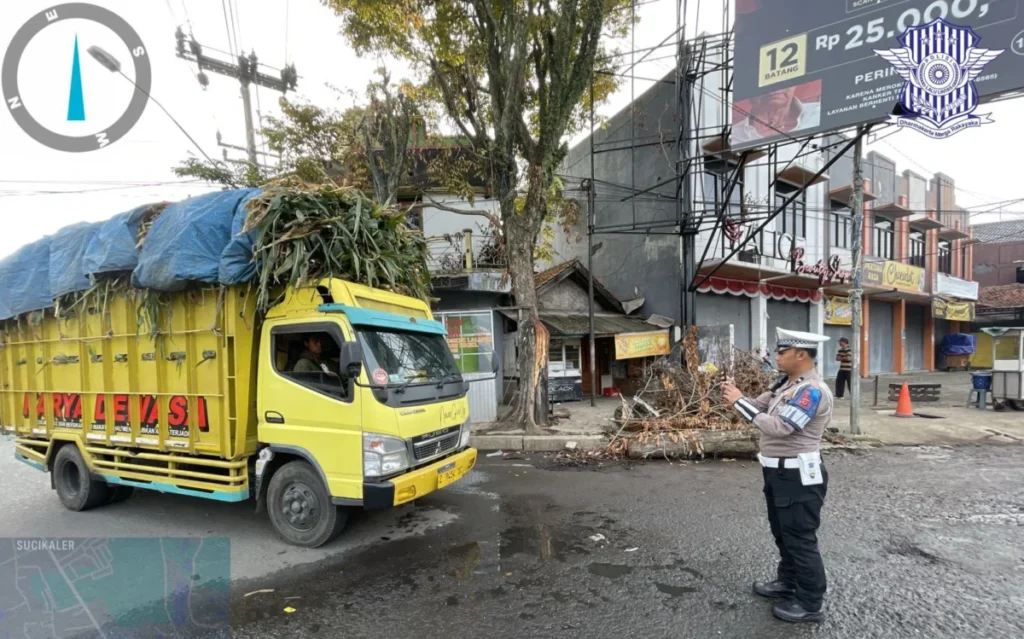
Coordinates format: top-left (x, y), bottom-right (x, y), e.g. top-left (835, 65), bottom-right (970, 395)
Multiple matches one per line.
top-left (908, 238), bottom-right (925, 268)
top-left (872, 227), bottom-right (894, 260)
top-left (831, 211), bottom-right (851, 249)
top-left (425, 230), bottom-right (506, 273)
top-left (717, 228), bottom-right (800, 268)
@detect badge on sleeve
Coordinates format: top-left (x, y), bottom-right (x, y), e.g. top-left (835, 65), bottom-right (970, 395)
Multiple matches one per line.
top-left (778, 387), bottom-right (820, 431)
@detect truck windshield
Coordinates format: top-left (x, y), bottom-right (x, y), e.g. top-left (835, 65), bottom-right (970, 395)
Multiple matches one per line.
top-left (358, 328), bottom-right (461, 385)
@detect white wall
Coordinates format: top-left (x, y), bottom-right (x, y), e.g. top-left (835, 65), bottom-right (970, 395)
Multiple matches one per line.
top-left (420, 194), bottom-right (502, 272)
top-left (420, 194), bottom-right (500, 238)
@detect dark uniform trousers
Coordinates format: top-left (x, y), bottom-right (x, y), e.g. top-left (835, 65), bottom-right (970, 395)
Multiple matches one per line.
top-left (762, 463), bottom-right (828, 609)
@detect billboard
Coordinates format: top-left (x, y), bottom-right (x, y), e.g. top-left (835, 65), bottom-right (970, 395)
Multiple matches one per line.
top-left (732, 0), bottom-right (1024, 149)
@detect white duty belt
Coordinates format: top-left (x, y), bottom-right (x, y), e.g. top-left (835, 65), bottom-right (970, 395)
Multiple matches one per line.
top-left (758, 451), bottom-right (820, 469)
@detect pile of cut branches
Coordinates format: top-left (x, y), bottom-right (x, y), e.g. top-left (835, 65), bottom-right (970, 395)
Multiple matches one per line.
top-left (244, 179), bottom-right (430, 311)
top-left (602, 327), bottom-right (775, 459)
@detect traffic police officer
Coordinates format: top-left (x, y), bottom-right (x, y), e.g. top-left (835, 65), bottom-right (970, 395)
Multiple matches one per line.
top-left (721, 328), bottom-right (833, 623)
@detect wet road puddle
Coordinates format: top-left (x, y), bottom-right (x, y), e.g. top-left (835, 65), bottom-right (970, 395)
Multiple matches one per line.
top-left (655, 582), bottom-right (698, 596)
top-left (500, 525), bottom-right (594, 562)
top-left (587, 563), bottom-right (634, 579)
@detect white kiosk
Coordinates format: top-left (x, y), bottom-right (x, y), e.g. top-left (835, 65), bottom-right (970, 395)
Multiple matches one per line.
top-left (986, 327), bottom-right (1024, 410)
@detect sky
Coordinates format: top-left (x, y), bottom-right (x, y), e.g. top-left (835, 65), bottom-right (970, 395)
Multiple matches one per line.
top-left (0, 0), bottom-right (1022, 260)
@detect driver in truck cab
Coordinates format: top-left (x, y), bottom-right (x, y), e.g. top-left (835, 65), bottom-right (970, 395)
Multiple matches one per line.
top-left (293, 334), bottom-right (328, 373)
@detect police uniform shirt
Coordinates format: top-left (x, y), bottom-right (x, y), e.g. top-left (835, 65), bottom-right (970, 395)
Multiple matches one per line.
top-left (734, 370), bottom-right (833, 458)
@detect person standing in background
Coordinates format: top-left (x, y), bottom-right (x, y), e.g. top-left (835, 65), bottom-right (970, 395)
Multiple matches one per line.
top-left (834, 337), bottom-right (852, 399)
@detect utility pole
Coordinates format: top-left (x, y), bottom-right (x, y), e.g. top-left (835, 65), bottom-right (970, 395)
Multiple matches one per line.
top-left (849, 125), bottom-right (866, 435)
top-left (587, 74), bottom-right (598, 408)
top-left (586, 178), bottom-right (598, 408)
top-left (175, 28), bottom-right (297, 170)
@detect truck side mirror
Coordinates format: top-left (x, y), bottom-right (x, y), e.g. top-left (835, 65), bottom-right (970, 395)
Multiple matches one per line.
top-left (492, 356), bottom-right (499, 374)
top-left (340, 341), bottom-right (363, 379)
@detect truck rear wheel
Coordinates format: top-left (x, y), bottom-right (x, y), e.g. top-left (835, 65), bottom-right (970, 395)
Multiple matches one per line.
top-left (53, 445), bottom-right (110, 511)
top-left (266, 461), bottom-right (347, 547)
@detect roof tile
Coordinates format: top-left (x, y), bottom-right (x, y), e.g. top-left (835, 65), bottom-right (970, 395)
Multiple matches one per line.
top-left (978, 284), bottom-right (1024, 309)
top-left (971, 220), bottom-right (1024, 244)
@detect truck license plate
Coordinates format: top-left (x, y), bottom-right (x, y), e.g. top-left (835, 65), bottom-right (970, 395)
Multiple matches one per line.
top-left (437, 462), bottom-right (461, 489)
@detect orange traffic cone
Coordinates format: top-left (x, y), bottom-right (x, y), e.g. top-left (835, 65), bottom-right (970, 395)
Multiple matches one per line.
top-left (895, 381), bottom-right (914, 418)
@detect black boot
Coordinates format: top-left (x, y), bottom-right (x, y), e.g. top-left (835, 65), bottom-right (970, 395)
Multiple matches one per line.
top-left (772, 599), bottom-right (823, 623)
top-left (752, 580), bottom-right (795, 599)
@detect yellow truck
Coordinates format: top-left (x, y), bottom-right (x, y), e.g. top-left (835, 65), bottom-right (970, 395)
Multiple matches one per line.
top-left (1, 278), bottom-right (477, 547)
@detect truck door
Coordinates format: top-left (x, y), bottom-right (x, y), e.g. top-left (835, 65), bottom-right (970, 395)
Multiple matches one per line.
top-left (257, 319), bottom-right (363, 501)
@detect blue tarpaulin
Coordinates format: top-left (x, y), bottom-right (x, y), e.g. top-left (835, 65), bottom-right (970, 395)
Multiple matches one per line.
top-left (941, 333), bottom-right (975, 355)
top-left (132, 190), bottom-right (256, 291)
top-left (82, 204), bottom-right (159, 276)
top-left (49, 222), bottom-right (102, 297)
top-left (218, 189), bottom-right (263, 285)
top-left (0, 238), bottom-right (53, 320)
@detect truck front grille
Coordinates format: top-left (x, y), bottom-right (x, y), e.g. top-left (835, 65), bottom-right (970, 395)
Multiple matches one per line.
top-left (413, 429), bottom-right (461, 461)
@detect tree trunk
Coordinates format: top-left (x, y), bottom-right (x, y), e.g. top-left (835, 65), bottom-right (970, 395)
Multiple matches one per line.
top-left (501, 164), bottom-right (551, 435)
top-left (626, 429), bottom-right (760, 459)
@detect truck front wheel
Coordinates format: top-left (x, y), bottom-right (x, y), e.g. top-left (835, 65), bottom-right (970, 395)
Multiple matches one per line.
top-left (266, 461), bottom-right (347, 547)
top-left (53, 445), bottom-right (110, 511)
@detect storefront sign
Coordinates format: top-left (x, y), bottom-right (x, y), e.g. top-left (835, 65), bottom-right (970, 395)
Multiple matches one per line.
top-left (823, 296), bottom-right (852, 326)
top-left (933, 299), bottom-right (975, 322)
top-left (864, 260), bottom-right (926, 294)
top-left (791, 249), bottom-right (851, 285)
top-left (934, 273), bottom-right (979, 301)
top-left (614, 330), bottom-right (670, 360)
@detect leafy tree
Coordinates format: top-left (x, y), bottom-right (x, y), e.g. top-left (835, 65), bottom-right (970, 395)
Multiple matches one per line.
top-left (325, 0), bottom-right (629, 431)
top-left (172, 69), bottom-right (423, 206)
top-left (172, 156), bottom-right (262, 189)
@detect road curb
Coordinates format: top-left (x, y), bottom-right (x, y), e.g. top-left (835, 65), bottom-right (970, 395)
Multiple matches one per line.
top-left (470, 434), bottom-right (607, 452)
top-left (470, 435), bottom-right (524, 451)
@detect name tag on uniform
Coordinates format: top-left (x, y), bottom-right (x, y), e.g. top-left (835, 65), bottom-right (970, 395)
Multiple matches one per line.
top-left (797, 452), bottom-right (823, 486)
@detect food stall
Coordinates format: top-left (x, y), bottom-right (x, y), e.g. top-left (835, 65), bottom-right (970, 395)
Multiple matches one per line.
top-left (985, 327), bottom-right (1024, 411)
top-left (940, 333), bottom-right (975, 371)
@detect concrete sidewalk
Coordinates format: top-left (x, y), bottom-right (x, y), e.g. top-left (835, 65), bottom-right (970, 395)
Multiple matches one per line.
top-left (470, 370), bottom-right (1024, 451)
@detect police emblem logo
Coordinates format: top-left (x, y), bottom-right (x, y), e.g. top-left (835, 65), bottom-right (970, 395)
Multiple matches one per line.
top-left (874, 18), bottom-right (1003, 139)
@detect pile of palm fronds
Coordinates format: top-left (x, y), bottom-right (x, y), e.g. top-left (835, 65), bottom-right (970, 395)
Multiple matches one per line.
top-left (134, 201), bottom-right (171, 249)
top-left (244, 180), bottom-right (430, 312)
top-left (54, 276), bottom-right (133, 322)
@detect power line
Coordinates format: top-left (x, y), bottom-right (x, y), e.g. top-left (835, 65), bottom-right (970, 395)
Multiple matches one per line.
top-left (284, 0), bottom-right (291, 63)
top-left (179, 0), bottom-right (194, 35)
top-left (221, 0), bottom-right (237, 57)
top-left (229, 0), bottom-right (243, 53)
top-left (0, 180), bottom-right (206, 197)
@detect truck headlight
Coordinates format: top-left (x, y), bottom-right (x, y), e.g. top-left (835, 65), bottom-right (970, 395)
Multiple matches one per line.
top-left (459, 421), bottom-right (472, 449)
top-left (363, 432), bottom-right (410, 477)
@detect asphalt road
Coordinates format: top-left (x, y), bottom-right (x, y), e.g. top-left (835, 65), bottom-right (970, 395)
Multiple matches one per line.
top-left (3, 438), bottom-right (1023, 639)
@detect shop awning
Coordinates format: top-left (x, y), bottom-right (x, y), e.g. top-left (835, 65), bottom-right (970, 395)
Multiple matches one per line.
top-left (908, 216), bottom-right (943, 232)
top-left (776, 164), bottom-right (828, 188)
top-left (829, 185), bottom-right (877, 208)
top-left (701, 134), bottom-right (767, 165)
top-left (873, 203), bottom-right (914, 222)
top-left (938, 228), bottom-right (970, 241)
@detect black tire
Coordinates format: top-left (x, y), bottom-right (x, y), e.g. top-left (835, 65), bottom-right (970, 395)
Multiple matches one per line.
top-left (266, 461), bottom-right (347, 547)
top-left (1008, 399), bottom-right (1024, 412)
top-left (52, 445), bottom-right (110, 511)
top-left (106, 485), bottom-right (135, 504)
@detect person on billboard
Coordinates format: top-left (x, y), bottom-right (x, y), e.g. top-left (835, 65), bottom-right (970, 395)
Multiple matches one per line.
top-left (733, 85), bottom-right (821, 145)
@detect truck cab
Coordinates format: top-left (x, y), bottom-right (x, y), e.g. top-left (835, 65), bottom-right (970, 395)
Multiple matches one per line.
top-left (253, 279), bottom-right (477, 546)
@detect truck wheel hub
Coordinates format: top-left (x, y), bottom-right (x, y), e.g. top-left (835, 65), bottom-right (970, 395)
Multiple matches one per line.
top-left (282, 483), bottom-right (319, 530)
